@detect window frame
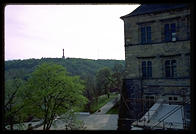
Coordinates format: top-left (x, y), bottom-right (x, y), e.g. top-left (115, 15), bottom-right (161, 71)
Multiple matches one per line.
top-left (142, 61), bottom-right (152, 78)
top-left (165, 59), bottom-right (177, 78)
top-left (141, 26), bottom-right (152, 44)
top-left (164, 23), bottom-right (177, 42)
top-left (173, 97), bottom-right (178, 101)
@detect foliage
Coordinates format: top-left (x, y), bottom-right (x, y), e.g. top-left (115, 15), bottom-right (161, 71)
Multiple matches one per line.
top-left (111, 63), bottom-right (124, 93)
top-left (20, 63), bottom-right (88, 130)
top-left (5, 58), bottom-right (125, 81)
top-left (4, 58), bottom-right (125, 122)
top-left (82, 75), bottom-right (96, 112)
top-left (96, 67), bottom-right (113, 98)
top-left (4, 78), bottom-right (26, 130)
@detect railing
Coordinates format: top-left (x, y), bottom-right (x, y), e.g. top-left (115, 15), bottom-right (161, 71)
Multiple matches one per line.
top-left (151, 98), bottom-right (190, 129)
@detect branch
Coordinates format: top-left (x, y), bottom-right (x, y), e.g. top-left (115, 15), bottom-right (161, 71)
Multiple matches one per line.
top-left (6, 104), bottom-right (25, 117)
top-left (5, 89), bottom-right (18, 108)
top-left (24, 93), bottom-right (44, 112)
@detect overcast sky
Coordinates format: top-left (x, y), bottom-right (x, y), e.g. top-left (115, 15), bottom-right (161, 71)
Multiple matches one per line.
top-left (5, 4), bottom-right (140, 61)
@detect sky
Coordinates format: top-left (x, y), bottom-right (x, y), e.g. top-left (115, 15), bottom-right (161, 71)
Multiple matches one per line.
top-left (5, 4), bottom-right (140, 61)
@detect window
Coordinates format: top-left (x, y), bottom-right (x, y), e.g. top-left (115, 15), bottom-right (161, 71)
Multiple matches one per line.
top-left (142, 61), bottom-right (152, 78)
top-left (164, 23), bottom-right (176, 42)
top-left (147, 61), bottom-right (152, 78)
top-left (173, 97), bottom-right (178, 100)
top-left (169, 97), bottom-right (172, 100)
top-left (146, 26), bottom-right (151, 43)
top-left (165, 60), bottom-right (177, 77)
top-left (141, 26), bottom-right (151, 44)
top-left (142, 61), bottom-right (147, 78)
top-left (150, 96), bottom-right (154, 100)
top-left (141, 27), bottom-right (146, 44)
top-left (164, 24), bottom-right (170, 41)
top-left (187, 17), bottom-right (190, 40)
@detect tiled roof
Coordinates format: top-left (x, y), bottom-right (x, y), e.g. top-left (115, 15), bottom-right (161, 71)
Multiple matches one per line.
top-left (121, 4), bottom-right (189, 19)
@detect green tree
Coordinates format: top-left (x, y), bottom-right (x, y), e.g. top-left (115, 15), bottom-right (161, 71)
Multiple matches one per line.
top-left (4, 78), bottom-right (25, 130)
top-left (96, 67), bottom-right (112, 98)
top-left (22, 63), bottom-right (87, 130)
top-left (83, 75), bottom-right (96, 112)
top-left (111, 63), bottom-right (124, 93)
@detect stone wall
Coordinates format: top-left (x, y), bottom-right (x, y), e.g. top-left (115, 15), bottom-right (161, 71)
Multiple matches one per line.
top-left (123, 8), bottom-right (190, 45)
top-left (124, 41), bottom-right (190, 79)
top-left (122, 6), bottom-right (190, 102)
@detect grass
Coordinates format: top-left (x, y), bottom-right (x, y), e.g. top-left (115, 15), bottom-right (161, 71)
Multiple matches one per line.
top-left (90, 92), bottom-right (118, 114)
top-left (106, 100), bottom-right (120, 114)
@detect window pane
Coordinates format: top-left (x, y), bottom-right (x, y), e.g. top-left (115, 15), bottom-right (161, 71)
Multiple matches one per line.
top-left (147, 61), bottom-right (152, 66)
top-left (142, 61), bottom-right (146, 78)
top-left (147, 61), bottom-right (152, 78)
top-left (165, 60), bottom-right (170, 66)
top-left (150, 96), bottom-right (154, 99)
top-left (172, 60), bottom-right (177, 77)
top-left (142, 61), bottom-right (146, 67)
top-left (141, 27), bottom-right (146, 44)
top-left (171, 23), bottom-right (176, 33)
top-left (165, 60), bottom-right (171, 77)
top-left (166, 67), bottom-right (170, 77)
top-left (171, 60), bottom-right (176, 65)
top-left (147, 26), bottom-right (151, 43)
top-left (187, 17), bottom-right (190, 40)
top-left (164, 24), bottom-right (170, 41)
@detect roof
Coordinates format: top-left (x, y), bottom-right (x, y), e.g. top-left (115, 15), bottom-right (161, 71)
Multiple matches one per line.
top-left (121, 4), bottom-right (189, 19)
top-left (132, 101), bottom-right (185, 129)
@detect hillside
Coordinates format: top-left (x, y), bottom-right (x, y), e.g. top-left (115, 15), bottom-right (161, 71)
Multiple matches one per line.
top-left (5, 58), bottom-right (125, 81)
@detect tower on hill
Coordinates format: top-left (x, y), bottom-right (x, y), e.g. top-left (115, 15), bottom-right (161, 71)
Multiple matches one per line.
top-left (62, 49), bottom-right (65, 59)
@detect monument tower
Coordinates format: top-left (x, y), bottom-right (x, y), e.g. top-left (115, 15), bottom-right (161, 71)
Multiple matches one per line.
top-left (62, 49), bottom-right (65, 59)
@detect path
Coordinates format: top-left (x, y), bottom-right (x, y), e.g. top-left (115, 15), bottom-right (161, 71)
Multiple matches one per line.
top-left (81, 114), bottom-right (118, 130)
top-left (94, 94), bottom-right (120, 115)
top-left (77, 94), bottom-right (120, 130)
top-left (33, 94), bottom-right (120, 130)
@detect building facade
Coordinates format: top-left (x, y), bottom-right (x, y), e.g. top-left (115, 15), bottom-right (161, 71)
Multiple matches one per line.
top-left (118, 4), bottom-right (190, 130)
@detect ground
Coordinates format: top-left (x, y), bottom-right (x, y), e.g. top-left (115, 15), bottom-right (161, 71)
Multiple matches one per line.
top-left (33, 94), bottom-right (120, 130)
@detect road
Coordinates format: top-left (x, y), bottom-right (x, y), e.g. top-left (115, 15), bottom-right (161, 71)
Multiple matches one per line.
top-left (79, 114), bottom-right (119, 130)
top-left (34, 94), bottom-right (120, 130)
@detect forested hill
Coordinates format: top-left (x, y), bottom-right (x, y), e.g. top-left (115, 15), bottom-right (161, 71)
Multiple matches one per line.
top-left (5, 58), bottom-right (125, 81)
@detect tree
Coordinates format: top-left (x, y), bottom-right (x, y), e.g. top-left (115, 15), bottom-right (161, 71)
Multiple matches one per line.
top-left (4, 78), bottom-right (25, 130)
top-left (111, 63), bottom-right (124, 93)
top-left (83, 75), bottom-right (96, 112)
top-left (96, 67), bottom-right (112, 98)
top-left (21, 63), bottom-right (87, 130)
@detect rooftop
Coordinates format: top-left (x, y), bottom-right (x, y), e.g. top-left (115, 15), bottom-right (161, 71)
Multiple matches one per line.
top-left (121, 4), bottom-right (189, 19)
top-left (131, 98), bottom-right (190, 130)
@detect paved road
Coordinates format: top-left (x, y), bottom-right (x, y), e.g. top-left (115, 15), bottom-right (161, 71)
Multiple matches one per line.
top-left (75, 94), bottom-right (120, 130)
top-left (34, 114), bottom-right (118, 130)
top-left (94, 94), bottom-right (120, 115)
top-left (80, 114), bottom-right (118, 130)
top-left (34, 94), bottom-right (120, 130)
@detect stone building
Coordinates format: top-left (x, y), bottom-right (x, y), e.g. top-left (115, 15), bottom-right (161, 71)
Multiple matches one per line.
top-left (118, 4), bottom-right (190, 130)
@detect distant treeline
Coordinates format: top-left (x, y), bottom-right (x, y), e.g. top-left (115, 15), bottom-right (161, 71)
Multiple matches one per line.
top-left (5, 58), bottom-right (125, 81)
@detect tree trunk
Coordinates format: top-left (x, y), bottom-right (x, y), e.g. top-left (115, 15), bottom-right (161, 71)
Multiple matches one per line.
top-left (9, 116), bottom-right (14, 130)
top-left (10, 124), bottom-right (13, 130)
top-left (107, 93), bottom-right (110, 98)
top-left (87, 102), bottom-right (91, 112)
